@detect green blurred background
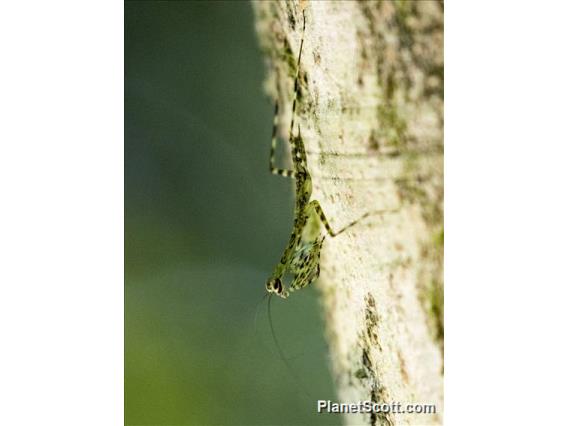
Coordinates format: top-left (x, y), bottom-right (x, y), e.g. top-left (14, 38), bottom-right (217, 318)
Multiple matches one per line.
top-left (125, 2), bottom-right (339, 425)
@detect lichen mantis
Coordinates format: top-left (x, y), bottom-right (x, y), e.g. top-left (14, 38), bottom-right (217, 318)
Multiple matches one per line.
top-left (265, 10), bottom-right (393, 299)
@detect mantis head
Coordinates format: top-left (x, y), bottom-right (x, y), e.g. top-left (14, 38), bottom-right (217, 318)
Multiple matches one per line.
top-left (265, 277), bottom-right (289, 299)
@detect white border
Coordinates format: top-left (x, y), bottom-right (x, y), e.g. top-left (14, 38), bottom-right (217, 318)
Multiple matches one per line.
top-left (446, 1), bottom-right (568, 424)
top-left (0, 2), bottom-right (123, 424)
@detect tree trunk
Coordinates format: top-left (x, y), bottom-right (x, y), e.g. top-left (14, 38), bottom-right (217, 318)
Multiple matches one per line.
top-left (252, 1), bottom-right (444, 424)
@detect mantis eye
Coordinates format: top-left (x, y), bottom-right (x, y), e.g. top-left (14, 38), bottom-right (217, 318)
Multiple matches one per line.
top-left (266, 278), bottom-right (283, 294)
top-left (274, 278), bottom-right (282, 293)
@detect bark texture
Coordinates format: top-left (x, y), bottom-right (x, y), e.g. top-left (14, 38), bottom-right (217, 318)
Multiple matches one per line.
top-left (252, 1), bottom-right (443, 424)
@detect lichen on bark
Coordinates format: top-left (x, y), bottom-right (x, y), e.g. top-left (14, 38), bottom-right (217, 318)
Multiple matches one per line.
top-left (252, 1), bottom-right (444, 424)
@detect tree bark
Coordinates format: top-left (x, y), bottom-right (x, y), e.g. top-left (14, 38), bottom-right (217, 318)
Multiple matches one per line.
top-left (252, 1), bottom-right (443, 424)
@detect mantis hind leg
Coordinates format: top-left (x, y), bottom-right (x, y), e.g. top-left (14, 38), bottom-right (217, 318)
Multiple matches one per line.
top-left (268, 11), bottom-right (306, 180)
top-left (269, 101), bottom-right (296, 178)
top-left (309, 200), bottom-right (396, 238)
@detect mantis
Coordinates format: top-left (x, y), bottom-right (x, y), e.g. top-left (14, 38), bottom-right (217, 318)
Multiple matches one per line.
top-left (265, 10), bottom-right (382, 299)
